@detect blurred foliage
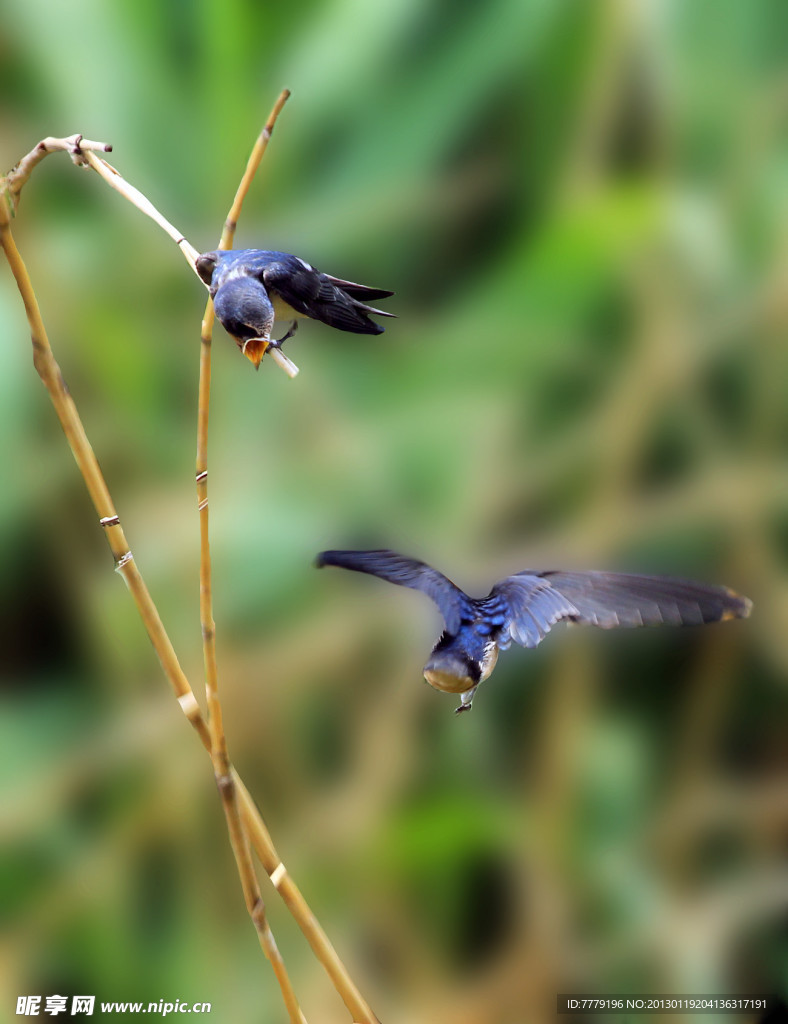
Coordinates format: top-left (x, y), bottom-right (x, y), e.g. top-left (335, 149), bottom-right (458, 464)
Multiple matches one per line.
top-left (1, 1), bottom-right (786, 1022)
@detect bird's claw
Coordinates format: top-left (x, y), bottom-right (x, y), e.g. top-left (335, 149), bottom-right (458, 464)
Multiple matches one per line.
top-left (269, 319), bottom-right (298, 350)
top-left (454, 685), bottom-right (477, 713)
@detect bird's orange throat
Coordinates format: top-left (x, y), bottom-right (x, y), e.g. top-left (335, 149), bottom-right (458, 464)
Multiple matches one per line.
top-left (240, 337), bottom-right (269, 368)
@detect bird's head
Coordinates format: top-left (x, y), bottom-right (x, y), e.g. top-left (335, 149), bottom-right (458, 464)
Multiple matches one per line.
top-left (213, 277), bottom-right (275, 369)
top-left (195, 251), bottom-right (220, 287)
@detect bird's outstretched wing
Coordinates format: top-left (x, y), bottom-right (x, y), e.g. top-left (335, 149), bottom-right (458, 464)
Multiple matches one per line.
top-left (316, 550), bottom-right (472, 634)
top-left (490, 570), bottom-right (752, 648)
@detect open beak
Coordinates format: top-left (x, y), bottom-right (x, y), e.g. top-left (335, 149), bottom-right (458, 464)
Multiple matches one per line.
top-left (241, 337), bottom-right (269, 370)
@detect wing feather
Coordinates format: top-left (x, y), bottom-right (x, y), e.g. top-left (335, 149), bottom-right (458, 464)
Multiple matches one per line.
top-left (491, 570), bottom-right (751, 649)
top-left (316, 550), bottom-right (471, 634)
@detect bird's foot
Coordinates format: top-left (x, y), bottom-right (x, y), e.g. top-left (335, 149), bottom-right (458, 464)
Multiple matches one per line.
top-left (268, 320), bottom-right (298, 350)
top-left (454, 685), bottom-right (477, 714)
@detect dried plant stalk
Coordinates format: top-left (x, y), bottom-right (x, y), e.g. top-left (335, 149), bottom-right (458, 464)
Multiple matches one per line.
top-left (197, 94), bottom-right (290, 1008)
top-left (198, 87), bottom-right (293, 765)
top-left (193, 93), bottom-right (306, 1024)
top-left (0, 215), bottom-right (210, 752)
top-left (1, 133), bottom-right (379, 1024)
top-left (195, 92), bottom-right (378, 1024)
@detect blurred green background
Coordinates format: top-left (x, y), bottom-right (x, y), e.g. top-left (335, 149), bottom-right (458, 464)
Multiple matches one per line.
top-left (1, 1), bottom-right (786, 1022)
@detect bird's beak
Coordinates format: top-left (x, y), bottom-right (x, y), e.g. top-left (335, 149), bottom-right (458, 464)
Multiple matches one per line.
top-left (241, 337), bottom-right (269, 370)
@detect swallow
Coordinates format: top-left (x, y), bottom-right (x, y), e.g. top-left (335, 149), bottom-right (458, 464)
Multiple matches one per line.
top-left (195, 249), bottom-right (395, 368)
top-left (315, 550), bottom-right (752, 712)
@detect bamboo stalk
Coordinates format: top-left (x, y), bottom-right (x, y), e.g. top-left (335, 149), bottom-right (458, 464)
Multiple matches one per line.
top-left (195, 91), bottom-right (377, 1024)
top-left (194, 98), bottom-right (307, 1020)
top-left (1, 134), bottom-right (112, 212)
top-left (215, 763), bottom-right (306, 1024)
top-left (1, 133), bottom-right (379, 1024)
top-left (1, 144), bottom-right (306, 1022)
top-left (198, 88), bottom-right (293, 767)
top-left (0, 214), bottom-right (211, 753)
top-left (195, 91), bottom-right (302, 1024)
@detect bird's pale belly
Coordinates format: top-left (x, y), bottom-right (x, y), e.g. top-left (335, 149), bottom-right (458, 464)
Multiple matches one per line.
top-left (271, 294), bottom-right (307, 322)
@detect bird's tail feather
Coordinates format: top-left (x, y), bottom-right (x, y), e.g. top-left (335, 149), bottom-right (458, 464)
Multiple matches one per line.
top-left (323, 274), bottom-right (394, 301)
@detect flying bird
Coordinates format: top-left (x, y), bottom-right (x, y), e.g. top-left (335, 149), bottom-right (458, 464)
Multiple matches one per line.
top-left (315, 549), bottom-right (752, 712)
top-left (196, 249), bottom-right (395, 368)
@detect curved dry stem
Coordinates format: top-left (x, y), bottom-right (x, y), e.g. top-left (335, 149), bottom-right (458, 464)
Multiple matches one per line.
top-left (0, 212), bottom-right (210, 752)
top-left (0, 143), bottom-right (306, 1024)
top-left (1, 134), bottom-right (112, 214)
top-left (195, 91), bottom-right (379, 1024)
top-left (198, 87), bottom-right (292, 758)
top-left (215, 765), bottom-right (305, 1024)
top-left (2, 133), bottom-right (379, 1024)
top-left (234, 776), bottom-right (379, 1024)
top-left (195, 94), bottom-right (297, 1020)
top-left (81, 149), bottom-right (201, 271)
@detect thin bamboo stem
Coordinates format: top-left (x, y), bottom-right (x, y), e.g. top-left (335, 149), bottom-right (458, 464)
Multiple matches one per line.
top-left (0, 214), bottom-right (210, 753)
top-left (195, 90), bottom-right (304, 1024)
top-left (194, 90), bottom-right (377, 1024)
top-left (81, 150), bottom-right (201, 271)
top-left (1, 145), bottom-right (305, 1021)
top-left (198, 87), bottom-right (291, 756)
top-left (1, 134), bottom-right (112, 212)
top-left (0, 181), bottom-right (311, 1023)
top-left (234, 776), bottom-right (379, 1024)
top-left (215, 763), bottom-right (305, 1024)
top-left (2, 134), bottom-right (379, 1024)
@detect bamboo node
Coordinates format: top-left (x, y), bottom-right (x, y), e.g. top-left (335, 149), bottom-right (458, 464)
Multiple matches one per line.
top-left (114, 550), bottom-right (133, 571)
top-left (99, 514), bottom-right (120, 528)
top-left (178, 692), bottom-right (201, 718)
top-left (270, 862), bottom-right (288, 889)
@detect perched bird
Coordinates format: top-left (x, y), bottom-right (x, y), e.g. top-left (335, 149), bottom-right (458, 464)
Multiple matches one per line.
top-left (316, 549), bottom-right (752, 712)
top-left (196, 249), bottom-right (395, 368)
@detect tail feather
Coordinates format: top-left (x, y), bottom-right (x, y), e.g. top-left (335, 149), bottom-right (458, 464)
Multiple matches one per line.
top-left (323, 274), bottom-right (394, 301)
top-left (351, 299), bottom-right (397, 318)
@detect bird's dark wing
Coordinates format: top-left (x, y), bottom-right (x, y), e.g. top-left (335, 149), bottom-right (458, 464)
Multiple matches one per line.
top-left (316, 550), bottom-right (472, 634)
top-left (264, 259), bottom-right (395, 334)
top-left (262, 258), bottom-right (325, 315)
top-left (490, 571), bottom-right (752, 649)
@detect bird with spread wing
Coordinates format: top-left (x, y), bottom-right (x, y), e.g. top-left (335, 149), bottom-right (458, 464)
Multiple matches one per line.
top-left (316, 549), bottom-right (752, 712)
